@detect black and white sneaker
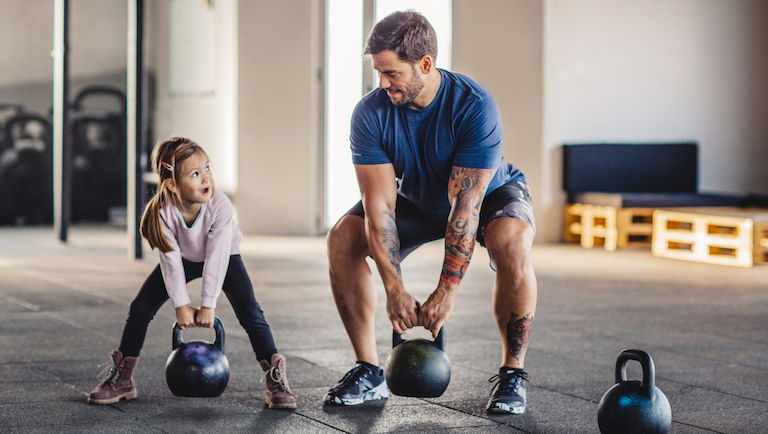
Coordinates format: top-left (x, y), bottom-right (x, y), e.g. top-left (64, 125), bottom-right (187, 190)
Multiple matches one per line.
top-left (486, 368), bottom-right (528, 414)
top-left (323, 362), bottom-right (389, 406)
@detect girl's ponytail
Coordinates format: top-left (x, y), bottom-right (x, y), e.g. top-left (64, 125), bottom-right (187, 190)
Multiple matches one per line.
top-left (140, 136), bottom-right (204, 253)
top-left (140, 185), bottom-right (174, 253)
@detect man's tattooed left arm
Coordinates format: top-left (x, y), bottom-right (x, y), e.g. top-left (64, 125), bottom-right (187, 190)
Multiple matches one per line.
top-left (441, 166), bottom-right (496, 286)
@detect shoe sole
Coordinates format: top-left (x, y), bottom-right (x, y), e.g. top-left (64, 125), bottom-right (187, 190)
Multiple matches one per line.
top-left (323, 381), bottom-right (389, 406)
top-left (87, 389), bottom-right (138, 405)
top-left (487, 402), bottom-right (525, 414)
top-left (266, 397), bottom-right (297, 409)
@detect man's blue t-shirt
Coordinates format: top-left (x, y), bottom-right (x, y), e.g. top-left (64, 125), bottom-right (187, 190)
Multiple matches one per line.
top-left (350, 69), bottom-right (526, 218)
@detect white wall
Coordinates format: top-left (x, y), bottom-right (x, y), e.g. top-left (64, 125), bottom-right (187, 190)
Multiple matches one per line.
top-left (148, 0), bottom-right (325, 235)
top-left (236, 0), bottom-right (325, 235)
top-left (0, 0), bottom-right (126, 112)
top-left (0, 0), bottom-right (126, 86)
top-left (148, 0), bottom-right (239, 193)
top-left (453, 0), bottom-right (544, 238)
top-left (3, 0), bottom-right (766, 240)
top-left (0, 1), bottom-right (53, 86)
top-left (541, 0), bottom-right (768, 242)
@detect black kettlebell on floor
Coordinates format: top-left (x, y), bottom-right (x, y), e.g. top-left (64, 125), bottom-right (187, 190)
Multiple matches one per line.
top-left (384, 326), bottom-right (451, 397)
top-left (597, 349), bottom-right (672, 434)
top-left (165, 317), bottom-right (230, 397)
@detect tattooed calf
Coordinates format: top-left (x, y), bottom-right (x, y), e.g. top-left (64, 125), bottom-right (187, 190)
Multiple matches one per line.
top-left (506, 313), bottom-right (534, 362)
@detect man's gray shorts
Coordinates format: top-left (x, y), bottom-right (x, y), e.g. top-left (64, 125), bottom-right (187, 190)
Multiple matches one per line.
top-left (344, 180), bottom-right (535, 270)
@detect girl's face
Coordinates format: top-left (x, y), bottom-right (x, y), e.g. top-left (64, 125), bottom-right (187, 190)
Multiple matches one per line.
top-left (173, 150), bottom-right (213, 209)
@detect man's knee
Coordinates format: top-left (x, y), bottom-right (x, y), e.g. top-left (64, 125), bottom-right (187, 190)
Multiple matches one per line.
top-left (484, 218), bottom-right (534, 281)
top-left (327, 215), bottom-right (369, 264)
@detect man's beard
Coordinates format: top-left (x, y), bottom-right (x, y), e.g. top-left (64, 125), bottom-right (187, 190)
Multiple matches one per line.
top-left (389, 66), bottom-right (425, 107)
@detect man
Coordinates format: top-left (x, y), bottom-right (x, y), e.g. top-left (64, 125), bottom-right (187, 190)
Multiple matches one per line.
top-left (324, 10), bottom-right (537, 415)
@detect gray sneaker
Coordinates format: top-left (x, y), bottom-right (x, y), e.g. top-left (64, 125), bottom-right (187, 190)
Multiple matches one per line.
top-left (486, 368), bottom-right (528, 414)
top-left (323, 363), bottom-right (389, 406)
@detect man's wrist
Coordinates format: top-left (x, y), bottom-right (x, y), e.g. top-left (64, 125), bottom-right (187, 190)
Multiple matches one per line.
top-left (437, 275), bottom-right (460, 293)
top-left (384, 282), bottom-right (406, 296)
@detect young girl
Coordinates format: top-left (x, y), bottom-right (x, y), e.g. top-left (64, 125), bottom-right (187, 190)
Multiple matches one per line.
top-left (88, 136), bottom-right (296, 409)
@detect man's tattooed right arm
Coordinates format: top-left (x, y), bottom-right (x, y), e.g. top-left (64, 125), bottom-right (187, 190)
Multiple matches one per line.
top-left (380, 208), bottom-right (402, 278)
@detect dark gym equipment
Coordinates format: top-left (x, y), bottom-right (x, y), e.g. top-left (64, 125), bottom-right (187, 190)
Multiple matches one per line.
top-left (0, 114), bottom-right (53, 225)
top-left (69, 86), bottom-right (127, 222)
top-left (0, 104), bottom-right (24, 154)
top-left (597, 349), bottom-right (672, 434)
top-left (165, 317), bottom-right (230, 398)
top-left (384, 326), bottom-right (451, 398)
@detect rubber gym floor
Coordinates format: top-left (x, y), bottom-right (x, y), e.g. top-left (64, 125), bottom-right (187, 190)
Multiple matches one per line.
top-left (1, 225), bottom-right (767, 433)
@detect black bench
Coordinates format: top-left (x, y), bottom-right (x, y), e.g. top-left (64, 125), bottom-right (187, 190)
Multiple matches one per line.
top-left (562, 142), bottom-right (743, 207)
top-left (561, 142), bottom-right (744, 249)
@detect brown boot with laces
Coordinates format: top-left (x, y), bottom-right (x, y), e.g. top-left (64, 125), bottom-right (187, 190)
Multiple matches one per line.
top-left (87, 350), bottom-right (139, 404)
top-left (259, 353), bottom-right (297, 409)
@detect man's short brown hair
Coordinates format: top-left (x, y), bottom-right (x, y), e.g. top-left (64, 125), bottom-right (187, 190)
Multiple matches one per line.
top-left (364, 10), bottom-right (437, 63)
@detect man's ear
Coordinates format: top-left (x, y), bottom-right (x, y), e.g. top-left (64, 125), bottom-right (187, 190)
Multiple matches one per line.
top-left (418, 55), bottom-right (434, 74)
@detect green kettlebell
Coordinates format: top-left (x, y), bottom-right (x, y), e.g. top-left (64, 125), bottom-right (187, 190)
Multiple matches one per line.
top-left (384, 326), bottom-right (451, 398)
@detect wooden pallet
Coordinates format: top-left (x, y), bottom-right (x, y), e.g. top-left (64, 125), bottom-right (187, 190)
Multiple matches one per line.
top-left (617, 208), bottom-right (655, 248)
top-left (564, 204), bottom-right (655, 250)
top-left (564, 204), bottom-right (618, 251)
top-left (755, 222), bottom-right (768, 264)
top-left (652, 208), bottom-right (768, 267)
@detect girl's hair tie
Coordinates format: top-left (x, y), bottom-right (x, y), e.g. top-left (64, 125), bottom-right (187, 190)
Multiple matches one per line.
top-left (161, 162), bottom-right (173, 172)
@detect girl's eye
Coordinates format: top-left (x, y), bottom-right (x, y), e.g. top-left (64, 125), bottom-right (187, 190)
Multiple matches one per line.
top-left (205, 165), bottom-right (210, 171)
top-left (191, 172), bottom-right (198, 178)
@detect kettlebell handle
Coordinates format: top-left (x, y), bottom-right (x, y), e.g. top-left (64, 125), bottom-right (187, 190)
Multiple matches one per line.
top-left (615, 348), bottom-right (656, 399)
top-left (393, 326), bottom-right (446, 351)
top-left (172, 316), bottom-right (225, 353)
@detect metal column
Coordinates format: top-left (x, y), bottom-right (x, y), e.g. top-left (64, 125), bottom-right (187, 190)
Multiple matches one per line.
top-left (53, 0), bottom-right (71, 242)
top-left (127, 0), bottom-right (148, 259)
top-left (362, 0), bottom-right (375, 95)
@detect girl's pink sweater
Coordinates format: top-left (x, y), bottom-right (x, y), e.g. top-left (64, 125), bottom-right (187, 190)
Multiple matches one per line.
top-left (158, 190), bottom-right (242, 308)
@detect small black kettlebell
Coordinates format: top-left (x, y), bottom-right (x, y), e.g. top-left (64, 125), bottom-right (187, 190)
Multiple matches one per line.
top-left (165, 317), bottom-right (230, 398)
top-left (597, 349), bottom-right (672, 434)
top-left (384, 326), bottom-right (451, 398)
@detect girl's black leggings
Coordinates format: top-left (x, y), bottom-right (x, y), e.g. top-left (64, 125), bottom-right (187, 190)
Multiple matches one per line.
top-left (118, 254), bottom-right (277, 361)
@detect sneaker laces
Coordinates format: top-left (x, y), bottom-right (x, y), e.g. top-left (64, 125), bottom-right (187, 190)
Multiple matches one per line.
top-left (488, 370), bottom-right (528, 396)
top-left (335, 364), bottom-right (368, 389)
top-left (96, 360), bottom-right (119, 385)
top-left (267, 366), bottom-right (288, 392)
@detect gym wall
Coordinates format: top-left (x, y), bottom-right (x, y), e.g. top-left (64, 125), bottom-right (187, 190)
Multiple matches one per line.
top-left (540, 0), bottom-right (768, 242)
top-left (0, 0), bottom-right (127, 112)
top-left (2, 0), bottom-right (767, 243)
